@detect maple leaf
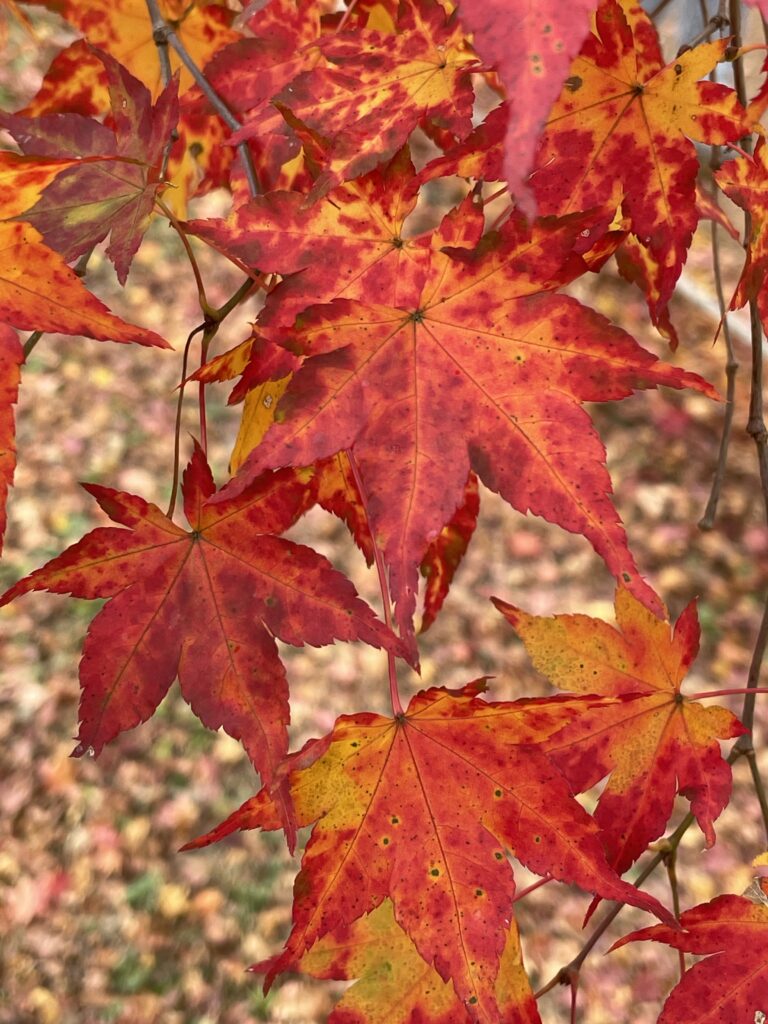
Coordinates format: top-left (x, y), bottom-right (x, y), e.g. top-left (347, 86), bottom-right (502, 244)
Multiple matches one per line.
top-left (419, 103), bottom-right (507, 185)
top-left (614, 889), bottom-right (768, 1023)
top-left (0, 323), bottom-right (22, 555)
top-left (184, 681), bottom-right (671, 1020)
top-left (221, 207), bottom-right (716, 640)
top-left (47, 0), bottom-right (238, 102)
top-left (493, 587), bottom-right (745, 876)
top-left (420, 472), bottom-right (479, 632)
top-left (1, 50), bottom-right (179, 284)
top-left (267, 899), bottom-right (542, 1024)
top-left (715, 137), bottom-right (768, 335)
top-left (230, 0), bottom-right (479, 199)
top-left (0, 151), bottom-right (79, 219)
top-left (533, 0), bottom-right (752, 331)
top-left (454, 0), bottom-right (596, 217)
top-left (187, 146), bottom-right (423, 329)
top-left (0, 221), bottom-right (168, 347)
top-left (0, 445), bottom-right (400, 800)
top-left (198, 0), bottom-right (326, 125)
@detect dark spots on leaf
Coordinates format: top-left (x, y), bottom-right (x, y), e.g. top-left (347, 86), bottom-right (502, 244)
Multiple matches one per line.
top-left (382, 837), bottom-right (390, 845)
top-left (565, 75), bottom-right (582, 93)
top-left (391, 815), bottom-right (400, 825)
top-left (468, 996), bottom-right (478, 1005)
top-left (265, 596), bottom-right (277, 607)
top-left (494, 851), bottom-right (503, 861)
top-left (475, 888), bottom-right (483, 897)
top-left (622, 573), bottom-right (631, 582)
top-left (534, 835), bottom-right (541, 843)
top-left (494, 788), bottom-right (502, 798)
top-left (189, 141), bottom-right (204, 158)
top-left (674, 63), bottom-right (683, 75)
top-left (430, 868), bottom-right (440, 877)
top-left (351, 741), bottom-right (359, 748)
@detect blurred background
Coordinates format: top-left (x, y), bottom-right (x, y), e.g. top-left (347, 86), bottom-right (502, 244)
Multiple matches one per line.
top-left (1, 4), bottom-right (768, 1022)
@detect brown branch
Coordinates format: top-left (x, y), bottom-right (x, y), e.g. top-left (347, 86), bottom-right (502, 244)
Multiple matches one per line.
top-left (144, 0), bottom-right (173, 86)
top-left (700, 150), bottom-right (740, 530)
top-left (725, 0), bottom-right (768, 841)
top-left (678, 0), bottom-right (730, 55)
top-left (143, 0), bottom-right (261, 198)
top-left (535, 732), bottom-right (759, 1003)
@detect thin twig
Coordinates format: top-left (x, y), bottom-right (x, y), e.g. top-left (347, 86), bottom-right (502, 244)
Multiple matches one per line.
top-left (732, 594), bottom-right (768, 842)
top-left (144, 0), bottom-right (173, 86)
top-left (700, 151), bottom-right (739, 530)
top-left (143, 0), bottom-right (261, 198)
top-left (535, 737), bottom-right (757, 1003)
top-left (728, 0), bottom-right (768, 840)
top-left (678, 0), bottom-right (730, 55)
top-left (22, 331), bottom-right (44, 359)
top-left (345, 448), bottom-right (404, 716)
top-left (649, 0), bottom-right (675, 21)
top-left (511, 874), bottom-right (552, 903)
top-left (155, 195), bottom-right (208, 310)
top-left (168, 323), bottom-right (205, 519)
top-left (661, 842), bottom-right (685, 979)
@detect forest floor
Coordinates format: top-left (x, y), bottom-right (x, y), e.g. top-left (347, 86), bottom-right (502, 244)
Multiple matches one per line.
top-left (2, 9), bottom-right (768, 1024)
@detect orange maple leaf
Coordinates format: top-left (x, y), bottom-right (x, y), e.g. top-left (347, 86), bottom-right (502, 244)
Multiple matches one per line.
top-left (0, 323), bottom-right (22, 554)
top-left (266, 898), bottom-right (542, 1024)
top-left (185, 681), bottom-right (672, 1020)
top-left (494, 587), bottom-right (745, 876)
top-left (0, 221), bottom-right (168, 347)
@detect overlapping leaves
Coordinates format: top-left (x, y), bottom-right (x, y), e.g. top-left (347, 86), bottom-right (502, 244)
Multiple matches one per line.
top-left (218, 200), bottom-right (715, 643)
top-left (1, 49), bottom-right (178, 283)
top-left (615, 886), bottom-right (768, 1023)
top-left (0, 445), bottom-right (400, 807)
top-left (185, 680), bottom-right (671, 1021)
top-left (533, 0), bottom-right (751, 331)
top-left (494, 587), bottom-right (745, 875)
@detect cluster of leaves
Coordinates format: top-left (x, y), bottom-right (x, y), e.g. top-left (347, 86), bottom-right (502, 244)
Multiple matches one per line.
top-left (2, 0), bottom-right (768, 1020)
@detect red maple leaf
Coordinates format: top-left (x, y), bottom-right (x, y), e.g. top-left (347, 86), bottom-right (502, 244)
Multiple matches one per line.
top-left (185, 681), bottom-right (672, 1020)
top-left (219, 206), bottom-right (716, 641)
top-left (187, 145), bottom-right (423, 329)
top-left (454, 0), bottom-right (597, 216)
top-left (715, 137), bottom-right (768, 335)
top-left (532, 0), bottom-right (751, 332)
top-left (1, 49), bottom-right (178, 284)
top-left (229, 0), bottom-right (479, 200)
top-left (0, 445), bottom-right (400, 804)
top-left (614, 887), bottom-right (768, 1023)
top-left (265, 899), bottom-right (542, 1023)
